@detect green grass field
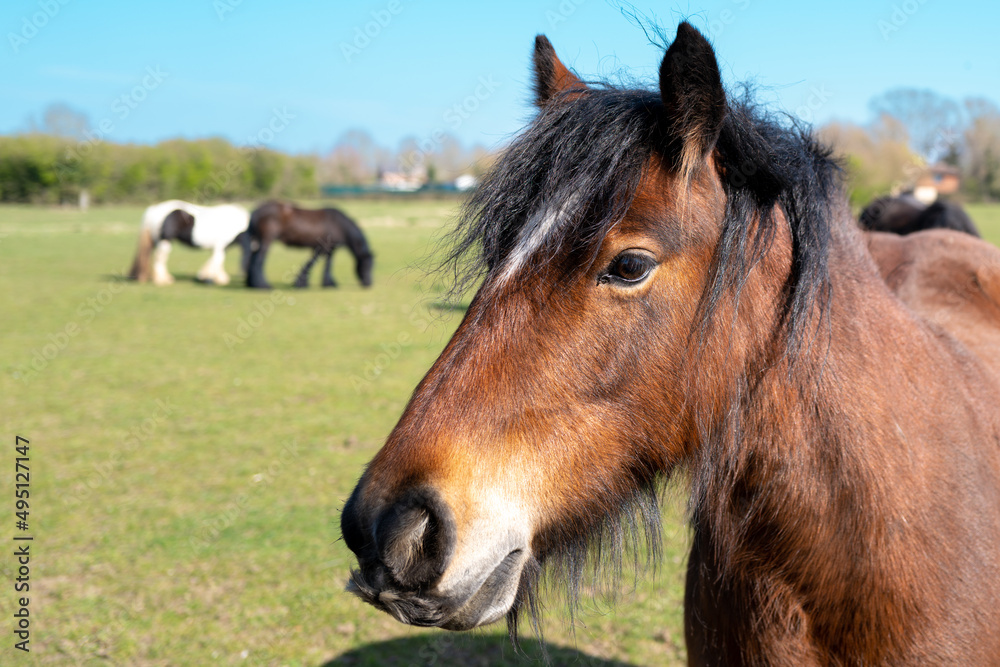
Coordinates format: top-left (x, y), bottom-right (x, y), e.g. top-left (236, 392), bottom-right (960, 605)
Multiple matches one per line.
top-left (0, 200), bottom-right (691, 667)
top-left (1, 200), bottom-right (998, 667)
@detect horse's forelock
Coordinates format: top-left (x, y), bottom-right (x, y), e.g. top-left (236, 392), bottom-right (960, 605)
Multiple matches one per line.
top-left (441, 88), bottom-right (658, 299)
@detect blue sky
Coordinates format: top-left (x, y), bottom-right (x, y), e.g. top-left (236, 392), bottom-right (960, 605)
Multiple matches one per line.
top-left (1, 0), bottom-right (998, 155)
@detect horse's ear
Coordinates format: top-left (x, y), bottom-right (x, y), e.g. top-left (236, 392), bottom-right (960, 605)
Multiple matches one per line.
top-left (659, 22), bottom-right (726, 162)
top-left (533, 35), bottom-right (587, 108)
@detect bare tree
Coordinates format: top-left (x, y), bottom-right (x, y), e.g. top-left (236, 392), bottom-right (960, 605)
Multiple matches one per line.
top-left (961, 97), bottom-right (1000, 201)
top-left (41, 103), bottom-right (91, 139)
top-left (319, 129), bottom-right (383, 185)
top-left (869, 88), bottom-right (962, 161)
top-left (319, 129), bottom-right (497, 188)
top-left (818, 115), bottom-right (918, 206)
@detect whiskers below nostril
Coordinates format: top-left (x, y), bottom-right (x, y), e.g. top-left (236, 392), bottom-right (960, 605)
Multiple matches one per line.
top-left (346, 565), bottom-right (452, 627)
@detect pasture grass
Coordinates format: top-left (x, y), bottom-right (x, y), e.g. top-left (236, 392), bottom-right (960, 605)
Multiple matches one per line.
top-left (966, 202), bottom-right (1000, 243)
top-left (2, 200), bottom-right (998, 667)
top-left (0, 200), bottom-right (689, 667)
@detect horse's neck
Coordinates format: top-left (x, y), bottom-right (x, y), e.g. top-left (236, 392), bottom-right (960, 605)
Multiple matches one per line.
top-left (692, 220), bottom-right (995, 637)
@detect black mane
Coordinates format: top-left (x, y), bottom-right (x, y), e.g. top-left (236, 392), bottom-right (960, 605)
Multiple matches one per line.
top-left (446, 83), bottom-right (840, 359)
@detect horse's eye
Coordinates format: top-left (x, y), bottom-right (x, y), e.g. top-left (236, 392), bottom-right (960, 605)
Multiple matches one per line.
top-left (601, 252), bottom-right (656, 286)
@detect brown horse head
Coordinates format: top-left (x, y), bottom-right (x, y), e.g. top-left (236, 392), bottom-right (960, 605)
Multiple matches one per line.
top-left (341, 22), bottom-right (838, 635)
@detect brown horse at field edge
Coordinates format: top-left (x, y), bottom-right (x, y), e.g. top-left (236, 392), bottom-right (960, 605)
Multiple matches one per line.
top-left (340, 23), bottom-right (1000, 664)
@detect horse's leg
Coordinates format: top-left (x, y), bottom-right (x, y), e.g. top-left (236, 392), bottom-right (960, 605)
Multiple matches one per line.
top-left (322, 248), bottom-right (338, 288)
top-left (294, 248), bottom-right (322, 288)
top-left (197, 246), bottom-right (230, 285)
top-left (234, 231), bottom-right (252, 275)
top-left (248, 239), bottom-right (273, 289)
top-left (152, 240), bottom-right (174, 286)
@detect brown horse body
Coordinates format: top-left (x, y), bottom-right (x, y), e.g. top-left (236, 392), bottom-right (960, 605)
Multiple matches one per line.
top-left (869, 230), bottom-right (1000, 371)
top-left (245, 200), bottom-right (373, 289)
top-left (341, 24), bottom-right (1000, 664)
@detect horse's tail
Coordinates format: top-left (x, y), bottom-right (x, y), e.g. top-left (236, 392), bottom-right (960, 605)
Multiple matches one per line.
top-left (128, 227), bottom-right (154, 282)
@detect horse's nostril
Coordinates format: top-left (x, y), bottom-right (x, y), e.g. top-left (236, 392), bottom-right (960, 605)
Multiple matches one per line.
top-left (377, 506), bottom-right (430, 577)
top-left (373, 487), bottom-right (456, 589)
top-left (341, 484), bottom-right (375, 560)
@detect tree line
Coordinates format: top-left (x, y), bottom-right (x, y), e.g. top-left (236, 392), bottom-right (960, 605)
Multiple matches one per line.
top-left (0, 126), bottom-right (491, 205)
top-left (0, 132), bottom-right (318, 204)
top-left (3, 89), bottom-right (998, 207)
top-left (0, 103), bottom-right (495, 205)
top-left (818, 88), bottom-right (1000, 207)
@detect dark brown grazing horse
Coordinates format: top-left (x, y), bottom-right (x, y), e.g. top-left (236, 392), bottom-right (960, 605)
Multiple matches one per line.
top-left (340, 23), bottom-right (1000, 665)
top-left (245, 201), bottom-right (373, 289)
top-left (859, 194), bottom-right (981, 237)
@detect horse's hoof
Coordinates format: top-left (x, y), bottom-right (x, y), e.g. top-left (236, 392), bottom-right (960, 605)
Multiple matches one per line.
top-left (293, 282), bottom-right (309, 289)
top-left (322, 282), bottom-right (338, 288)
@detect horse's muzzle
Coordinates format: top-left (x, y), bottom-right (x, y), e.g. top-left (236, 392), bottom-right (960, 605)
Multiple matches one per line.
top-left (340, 484), bottom-right (529, 629)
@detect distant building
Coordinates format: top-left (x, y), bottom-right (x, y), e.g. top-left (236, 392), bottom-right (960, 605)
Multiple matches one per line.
top-left (912, 164), bottom-right (961, 203)
top-left (378, 166), bottom-right (426, 192)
